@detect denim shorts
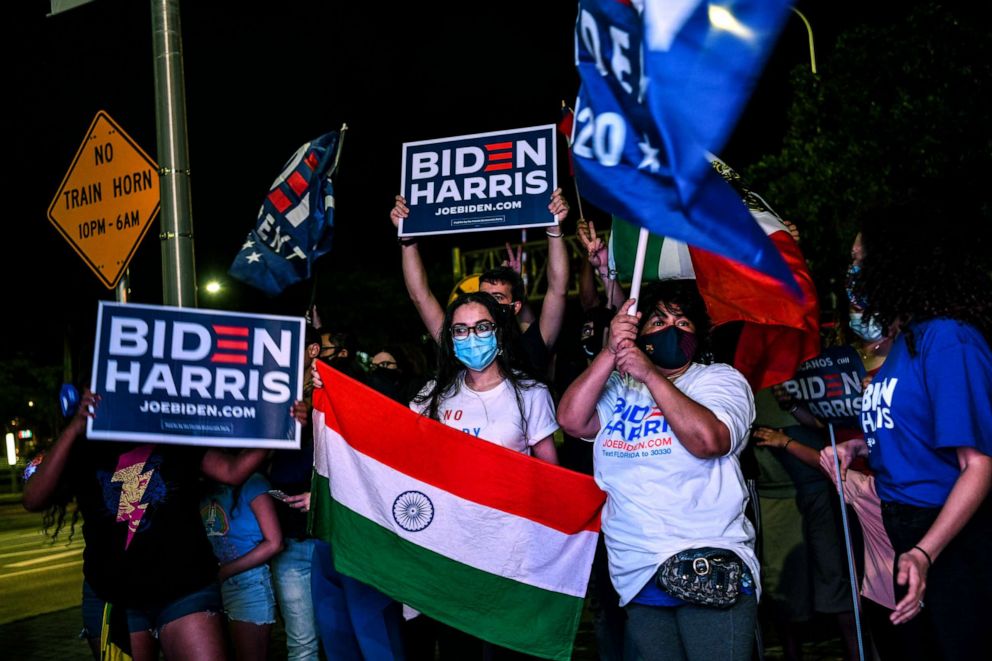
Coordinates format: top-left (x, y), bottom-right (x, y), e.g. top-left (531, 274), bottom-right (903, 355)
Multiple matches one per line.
top-left (221, 564), bottom-right (277, 625)
top-left (81, 580), bottom-right (105, 640)
top-left (127, 581), bottom-right (223, 634)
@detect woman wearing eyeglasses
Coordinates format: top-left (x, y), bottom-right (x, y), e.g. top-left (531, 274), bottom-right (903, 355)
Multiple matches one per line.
top-left (411, 291), bottom-right (559, 463)
top-left (404, 292), bottom-right (560, 658)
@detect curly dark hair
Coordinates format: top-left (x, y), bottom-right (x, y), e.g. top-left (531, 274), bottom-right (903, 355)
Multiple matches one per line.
top-left (855, 199), bottom-right (991, 354)
top-left (42, 491), bottom-right (80, 545)
top-left (636, 279), bottom-right (714, 362)
top-left (413, 292), bottom-right (540, 433)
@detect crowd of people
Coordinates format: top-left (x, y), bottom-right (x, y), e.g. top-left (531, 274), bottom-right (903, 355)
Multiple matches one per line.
top-left (22, 189), bottom-right (991, 661)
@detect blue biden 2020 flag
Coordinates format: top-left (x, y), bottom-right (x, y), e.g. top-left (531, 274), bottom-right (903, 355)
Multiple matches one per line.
top-left (573, 0), bottom-right (794, 288)
top-left (229, 131), bottom-right (339, 296)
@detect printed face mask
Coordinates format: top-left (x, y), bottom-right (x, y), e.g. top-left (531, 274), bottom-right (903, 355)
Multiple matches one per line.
top-left (635, 326), bottom-right (697, 369)
top-left (849, 310), bottom-right (884, 342)
top-left (453, 333), bottom-right (499, 372)
top-left (845, 263), bottom-right (868, 310)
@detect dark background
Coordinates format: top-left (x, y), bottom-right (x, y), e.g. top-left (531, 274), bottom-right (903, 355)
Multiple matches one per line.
top-left (7, 0), bottom-right (888, 368)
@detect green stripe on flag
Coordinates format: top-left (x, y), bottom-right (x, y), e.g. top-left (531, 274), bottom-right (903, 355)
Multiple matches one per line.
top-left (612, 216), bottom-right (664, 281)
top-left (313, 476), bottom-right (583, 660)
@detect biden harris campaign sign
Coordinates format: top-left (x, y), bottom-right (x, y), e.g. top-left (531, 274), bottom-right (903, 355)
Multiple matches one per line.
top-left (88, 303), bottom-right (304, 449)
top-left (780, 345), bottom-right (867, 427)
top-left (398, 125), bottom-right (558, 236)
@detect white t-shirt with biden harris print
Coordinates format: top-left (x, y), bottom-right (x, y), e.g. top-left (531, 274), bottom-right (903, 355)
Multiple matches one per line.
top-left (593, 362), bottom-right (758, 606)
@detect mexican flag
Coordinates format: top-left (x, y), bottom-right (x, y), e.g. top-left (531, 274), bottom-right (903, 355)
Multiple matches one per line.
top-left (608, 159), bottom-right (820, 392)
top-left (309, 363), bottom-right (606, 660)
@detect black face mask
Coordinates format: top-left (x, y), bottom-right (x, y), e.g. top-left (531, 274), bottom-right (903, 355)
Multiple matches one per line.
top-left (366, 368), bottom-right (406, 403)
top-left (635, 327), bottom-right (698, 369)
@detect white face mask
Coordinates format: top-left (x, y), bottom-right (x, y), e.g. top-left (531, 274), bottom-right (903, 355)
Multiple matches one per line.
top-left (849, 311), bottom-right (884, 342)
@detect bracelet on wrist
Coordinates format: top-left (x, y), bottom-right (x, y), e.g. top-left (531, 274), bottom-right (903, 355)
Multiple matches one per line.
top-left (913, 545), bottom-right (933, 568)
top-left (783, 438), bottom-right (794, 451)
top-left (545, 228), bottom-right (564, 238)
top-left (397, 236), bottom-right (418, 246)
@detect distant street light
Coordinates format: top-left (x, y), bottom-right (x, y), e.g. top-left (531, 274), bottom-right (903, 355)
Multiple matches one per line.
top-left (791, 7), bottom-right (817, 74)
top-left (204, 280), bottom-right (223, 295)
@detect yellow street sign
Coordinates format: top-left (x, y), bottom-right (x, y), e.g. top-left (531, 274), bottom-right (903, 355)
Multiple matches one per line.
top-left (48, 110), bottom-right (160, 289)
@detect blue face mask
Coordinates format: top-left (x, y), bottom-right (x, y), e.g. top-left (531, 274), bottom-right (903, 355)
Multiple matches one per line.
top-left (849, 311), bottom-right (884, 342)
top-left (453, 333), bottom-right (499, 371)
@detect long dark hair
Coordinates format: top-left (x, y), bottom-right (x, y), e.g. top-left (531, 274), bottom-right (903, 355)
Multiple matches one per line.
top-left (413, 292), bottom-right (538, 431)
top-left (855, 199), bottom-right (991, 354)
top-left (636, 279), bottom-right (714, 362)
top-left (43, 492), bottom-right (80, 544)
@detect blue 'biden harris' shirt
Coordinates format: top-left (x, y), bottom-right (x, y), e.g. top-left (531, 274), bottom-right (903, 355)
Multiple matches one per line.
top-left (863, 318), bottom-right (992, 508)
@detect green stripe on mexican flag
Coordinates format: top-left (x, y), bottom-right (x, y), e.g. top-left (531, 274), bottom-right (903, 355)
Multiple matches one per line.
top-left (309, 363), bottom-right (606, 661)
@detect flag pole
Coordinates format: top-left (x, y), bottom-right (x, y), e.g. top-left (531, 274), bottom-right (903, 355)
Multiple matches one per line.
top-left (827, 423), bottom-right (866, 661)
top-left (309, 123), bottom-right (349, 315)
top-left (627, 227), bottom-right (650, 315)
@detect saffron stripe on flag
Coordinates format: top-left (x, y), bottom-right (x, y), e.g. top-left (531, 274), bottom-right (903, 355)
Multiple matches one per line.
top-left (312, 368), bottom-right (603, 535)
top-left (321, 492), bottom-right (584, 661)
top-left (313, 415), bottom-right (598, 598)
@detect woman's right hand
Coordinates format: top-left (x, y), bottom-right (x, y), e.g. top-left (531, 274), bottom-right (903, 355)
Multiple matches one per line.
top-left (71, 389), bottom-right (100, 430)
top-left (819, 438), bottom-right (868, 481)
top-left (608, 299), bottom-right (640, 357)
top-left (311, 362), bottom-right (324, 390)
top-left (389, 195), bottom-right (409, 229)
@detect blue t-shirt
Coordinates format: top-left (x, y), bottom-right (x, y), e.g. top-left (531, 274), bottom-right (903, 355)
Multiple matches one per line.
top-left (201, 473), bottom-right (271, 563)
top-left (863, 318), bottom-right (992, 507)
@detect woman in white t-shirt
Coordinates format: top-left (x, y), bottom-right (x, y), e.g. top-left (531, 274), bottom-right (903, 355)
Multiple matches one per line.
top-left (558, 279), bottom-right (757, 661)
top-left (406, 291), bottom-right (559, 658)
top-left (411, 291), bottom-right (559, 463)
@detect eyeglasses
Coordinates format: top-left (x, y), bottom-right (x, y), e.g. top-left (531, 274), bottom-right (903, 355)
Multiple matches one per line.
top-left (450, 321), bottom-right (496, 340)
top-left (372, 360), bottom-right (398, 370)
top-left (319, 345), bottom-right (339, 360)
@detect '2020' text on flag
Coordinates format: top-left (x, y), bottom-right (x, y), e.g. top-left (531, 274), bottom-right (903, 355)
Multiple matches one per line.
top-left (309, 363), bottom-right (606, 660)
top-left (229, 131), bottom-right (338, 296)
top-left (573, 0), bottom-right (795, 290)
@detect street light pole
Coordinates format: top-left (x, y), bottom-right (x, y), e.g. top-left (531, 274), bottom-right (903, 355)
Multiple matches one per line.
top-left (791, 7), bottom-right (817, 74)
top-left (151, 0), bottom-right (197, 307)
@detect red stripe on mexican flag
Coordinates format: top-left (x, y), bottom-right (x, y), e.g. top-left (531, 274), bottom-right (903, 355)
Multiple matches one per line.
top-left (309, 363), bottom-right (605, 660)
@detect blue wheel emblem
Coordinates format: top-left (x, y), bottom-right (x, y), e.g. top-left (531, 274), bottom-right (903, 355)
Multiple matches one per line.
top-left (392, 491), bottom-right (434, 532)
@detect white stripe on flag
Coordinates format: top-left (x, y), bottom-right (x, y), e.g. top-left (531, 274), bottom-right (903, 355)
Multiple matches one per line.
top-left (314, 412), bottom-right (597, 598)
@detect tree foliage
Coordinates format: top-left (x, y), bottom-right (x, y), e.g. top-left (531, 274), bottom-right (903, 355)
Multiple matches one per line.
top-left (745, 2), bottom-right (991, 306)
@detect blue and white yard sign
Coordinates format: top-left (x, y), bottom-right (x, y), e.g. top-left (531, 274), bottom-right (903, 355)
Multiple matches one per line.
top-left (781, 345), bottom-right (867, 427)
top-left (88, 302), bottom-right (304, 449)
top-left (398, 125), bottom-right (558, 236)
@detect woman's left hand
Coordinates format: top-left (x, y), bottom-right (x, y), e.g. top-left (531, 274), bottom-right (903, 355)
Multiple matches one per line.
top-left (615, 342), bottom-right (656, 383)
top-left (549, 187), bottom-right (569, 223)
top-left (890, 548), bottom-right (929, 625)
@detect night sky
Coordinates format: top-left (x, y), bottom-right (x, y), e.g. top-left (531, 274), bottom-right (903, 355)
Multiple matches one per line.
top-left (8, 0), bottom-right (871, 365)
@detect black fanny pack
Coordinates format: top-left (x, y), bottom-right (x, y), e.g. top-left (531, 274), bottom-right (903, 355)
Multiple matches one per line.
top-left (655, 547), bottom-right (744, 609)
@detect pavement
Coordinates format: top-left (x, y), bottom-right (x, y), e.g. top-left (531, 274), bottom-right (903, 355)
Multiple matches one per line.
top-left (0, 603), bottom-right (849, 660)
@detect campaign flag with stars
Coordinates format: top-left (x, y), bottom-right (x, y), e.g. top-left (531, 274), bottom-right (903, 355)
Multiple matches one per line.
top-left (309, 363), bottom-right (605, 660)
top-left (229, 131), bottom-right (339, 296)
top-left (572, 0), bottom-right (795, 290)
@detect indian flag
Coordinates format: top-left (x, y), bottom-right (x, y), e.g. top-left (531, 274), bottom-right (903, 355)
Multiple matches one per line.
top-left (309, 363), bottom-right (606, 660)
